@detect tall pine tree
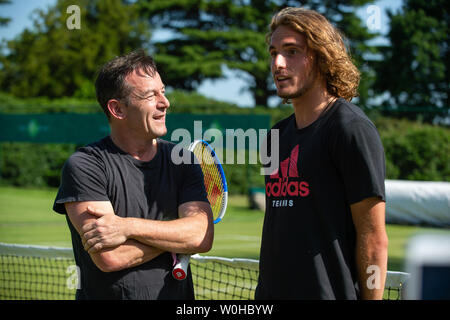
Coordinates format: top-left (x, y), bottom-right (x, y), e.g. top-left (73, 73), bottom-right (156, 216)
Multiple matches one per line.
top-left (0, 0), bottom-right (10, 27)
top-left (140, 0), bottom-right (377, 107)
top-left (0, 0), bottom-right (150, 98)
top-left (373, 0), bottom-right (449, 121)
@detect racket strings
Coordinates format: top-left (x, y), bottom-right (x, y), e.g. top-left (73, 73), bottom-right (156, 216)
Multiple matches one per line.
top-left (192, 143), bottom-right (225, 221)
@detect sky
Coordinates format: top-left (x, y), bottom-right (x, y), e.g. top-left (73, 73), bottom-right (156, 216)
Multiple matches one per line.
top-left (0, 0), bottom-right (404, 107)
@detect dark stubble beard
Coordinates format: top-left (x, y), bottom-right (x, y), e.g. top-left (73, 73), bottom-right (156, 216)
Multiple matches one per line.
top-left (278, 65), bottom-right (318, 103)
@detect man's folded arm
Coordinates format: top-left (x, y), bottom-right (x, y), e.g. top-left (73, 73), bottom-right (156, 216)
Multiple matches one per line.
top-left (81, 201), bottom-right (214, 255)
top-left (65, 201), bottom-right (163, 273)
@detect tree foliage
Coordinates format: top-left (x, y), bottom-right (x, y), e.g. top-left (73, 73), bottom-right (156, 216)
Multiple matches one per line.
top-left (373, 0), bottom-right (449, 120)
top-left (0, 0), bottom-right (150, 98)
top-left (0, 0), bottom-right (11, 27)
top-left (0, 0), bottom-right (446, 119)
top-left (139, 0), bottom-right (377, 107)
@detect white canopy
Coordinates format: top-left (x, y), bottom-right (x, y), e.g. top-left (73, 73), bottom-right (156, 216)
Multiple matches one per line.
top-left (385, 180), bottom-right (450, 227)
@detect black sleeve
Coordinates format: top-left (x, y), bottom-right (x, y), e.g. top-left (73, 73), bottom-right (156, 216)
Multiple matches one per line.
top-left (331, 119), bottom-right (386, 205)
top-left (53, 151), bottom-right (109, 214)
top-left (177, 150), bottom-right (209, 206)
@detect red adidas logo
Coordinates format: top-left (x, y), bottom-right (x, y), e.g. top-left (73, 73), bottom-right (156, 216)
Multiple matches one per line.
top-left (266, 145), bottom-right (310, 198)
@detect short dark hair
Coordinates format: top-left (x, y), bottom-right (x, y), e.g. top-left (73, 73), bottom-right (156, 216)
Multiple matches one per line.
top-left (95, 49), bottom-right (158, 118)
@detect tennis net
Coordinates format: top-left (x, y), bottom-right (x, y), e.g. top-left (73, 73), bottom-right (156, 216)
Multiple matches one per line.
top-left (0, 242), bottom-right (409, 300)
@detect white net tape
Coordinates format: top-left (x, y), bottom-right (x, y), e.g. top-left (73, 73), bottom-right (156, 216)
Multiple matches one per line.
top-left (0, 243), bottom-right (409, 300)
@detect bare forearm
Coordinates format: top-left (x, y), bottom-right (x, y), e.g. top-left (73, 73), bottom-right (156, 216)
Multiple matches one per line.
top-left (81, 201), bottom-right (214, 256)
top-left (125, 215), bottom-right (213, 254)
top-left (91, 239), bottom-right (164, 273)
top-left (351, 198), bottom-right (388, 300)
top-left (66, 201), bottom-right (164, 272)
top-left (355, 236), bottom-right (388, 300)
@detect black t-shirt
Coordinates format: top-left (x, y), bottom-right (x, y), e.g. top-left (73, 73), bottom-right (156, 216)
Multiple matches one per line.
top-left (255, 98), bottom-right (386, 300)
top-left (53, 136), bottom-right (208, 300)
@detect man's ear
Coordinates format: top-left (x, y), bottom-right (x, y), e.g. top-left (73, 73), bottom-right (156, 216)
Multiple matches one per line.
top-left (107, 99), bottom-right (126, 120)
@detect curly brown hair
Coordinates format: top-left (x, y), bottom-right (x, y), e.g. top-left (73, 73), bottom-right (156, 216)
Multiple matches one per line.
top-left (267, 7), bottom-right (360, 101)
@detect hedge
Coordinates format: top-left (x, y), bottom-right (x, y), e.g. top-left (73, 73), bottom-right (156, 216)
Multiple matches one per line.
top-left (375, 118), bottom-right (450, 181)
top-left (0, 92), bottom-right (449, 193)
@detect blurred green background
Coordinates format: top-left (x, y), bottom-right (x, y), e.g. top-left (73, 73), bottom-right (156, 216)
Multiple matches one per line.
top-left (0, 0), bottom-right (449, 274)
top-left (0, 185), bottom-right (446, 273)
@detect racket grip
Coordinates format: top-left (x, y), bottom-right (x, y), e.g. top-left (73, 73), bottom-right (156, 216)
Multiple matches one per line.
top-left (172, 254), bottom-right (191, 280)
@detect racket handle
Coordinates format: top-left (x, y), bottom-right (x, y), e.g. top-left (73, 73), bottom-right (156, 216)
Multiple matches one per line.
top-left (172, 254), bottom-right (191, 280)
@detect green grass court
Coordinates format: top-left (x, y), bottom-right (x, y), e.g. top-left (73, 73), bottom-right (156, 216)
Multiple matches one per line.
top-left (2, 185), bottom-right (450, 300)
top-left (0, 185), bottom-right (447, 273)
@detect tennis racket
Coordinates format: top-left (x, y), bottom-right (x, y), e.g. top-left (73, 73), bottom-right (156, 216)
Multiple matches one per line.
top-left (172, 140), bottom-right (228, 280)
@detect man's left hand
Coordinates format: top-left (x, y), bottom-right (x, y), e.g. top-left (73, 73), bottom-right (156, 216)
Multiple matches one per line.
top-left (81, 206), bottom-right (128, 253)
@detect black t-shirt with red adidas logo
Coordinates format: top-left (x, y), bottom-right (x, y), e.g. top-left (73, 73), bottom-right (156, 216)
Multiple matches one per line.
top-left (256, 98), bottom-right (386, 300)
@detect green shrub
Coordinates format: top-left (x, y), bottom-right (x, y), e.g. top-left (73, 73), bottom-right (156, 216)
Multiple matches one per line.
top-left (0, 92), bottom-right (98, 114)
top-left (0, 92), bottom-right (448, 191)
top-left (379, 124), bottom-right (450, 181)
top-left (0, 143), bottom-right (77, 188)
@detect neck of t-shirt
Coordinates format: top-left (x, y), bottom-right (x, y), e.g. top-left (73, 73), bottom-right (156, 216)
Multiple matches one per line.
top-left (109, 133), bottom-right (159, 162)
top-left (292, 94), bottom-right (337, 130)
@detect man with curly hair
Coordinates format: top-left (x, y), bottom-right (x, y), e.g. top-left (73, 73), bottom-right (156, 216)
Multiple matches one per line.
top-left (256, 7), bottom-right (388, 300)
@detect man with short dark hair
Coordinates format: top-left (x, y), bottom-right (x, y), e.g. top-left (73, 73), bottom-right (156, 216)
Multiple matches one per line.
top-left (53, 50), bottom-right (214, 300)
